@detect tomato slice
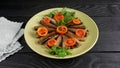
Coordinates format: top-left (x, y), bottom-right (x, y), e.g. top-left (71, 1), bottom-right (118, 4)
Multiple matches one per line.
top-left (65, 38), bottom-right (76, 47)
top-left (47, 39), bottom-right (57, 47)
top-left (73, 18), bottom-right (81, 24)
top-left (43, 17), bottom-right (50, 24)
top-left (56, 25), bottom-right (68, 34)
top-left (37, 27), bottom-right (48, 36)
top-left (54, 13), bottom-right (64, 21)
top-left (75, 29), bottom-right (86, 38)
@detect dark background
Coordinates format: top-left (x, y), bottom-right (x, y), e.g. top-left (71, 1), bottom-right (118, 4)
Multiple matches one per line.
top-left (0, 0), bottom-right (120, 68)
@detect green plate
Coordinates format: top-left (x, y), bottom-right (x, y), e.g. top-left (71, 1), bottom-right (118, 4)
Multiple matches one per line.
top-left (24, 8), bottom-right (99, 59)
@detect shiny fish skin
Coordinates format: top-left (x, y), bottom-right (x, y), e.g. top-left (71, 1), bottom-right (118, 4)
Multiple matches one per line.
top-left (56, 35), bottom-right (62, 46)
top-left (40, 21), bottom-right (56, 28)
top-left (38, 32), bottom-right (56, 44)
top-left (69, 25), bottom-right (86, 29)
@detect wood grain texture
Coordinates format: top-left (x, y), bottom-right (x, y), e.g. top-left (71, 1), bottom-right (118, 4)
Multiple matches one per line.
top-left (0, 53), bottom-right (120, 68)
top-left (0, 0), bottom-right (120, 68)
top-left (0, 0), bottom-right (120, 17)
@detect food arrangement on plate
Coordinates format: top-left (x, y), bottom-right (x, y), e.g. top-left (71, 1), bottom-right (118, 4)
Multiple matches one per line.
top-left (24, 7), bottom-right (99, 59)
top-left (34, 8), bottom-right (89, 57)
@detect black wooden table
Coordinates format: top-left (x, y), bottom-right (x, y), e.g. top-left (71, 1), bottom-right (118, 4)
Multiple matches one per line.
top-left (0, 0), bottom-right (120, 68)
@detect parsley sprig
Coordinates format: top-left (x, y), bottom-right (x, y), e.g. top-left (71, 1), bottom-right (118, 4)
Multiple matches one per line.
top-left (46, 8), bottom-right (75, 26)
top-left (48, 46), bottom-right (72, 57)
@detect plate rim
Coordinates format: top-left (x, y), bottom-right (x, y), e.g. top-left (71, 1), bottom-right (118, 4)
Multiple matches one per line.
top-left (24, 7), bottom-right (99, 59)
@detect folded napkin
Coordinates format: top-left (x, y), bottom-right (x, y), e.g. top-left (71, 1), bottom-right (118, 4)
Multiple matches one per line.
top-left (0, 17), bottom-right (24, 62)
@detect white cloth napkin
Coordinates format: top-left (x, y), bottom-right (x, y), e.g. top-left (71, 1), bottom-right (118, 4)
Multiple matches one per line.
top-left (0, 17), bottom-right (24, 62)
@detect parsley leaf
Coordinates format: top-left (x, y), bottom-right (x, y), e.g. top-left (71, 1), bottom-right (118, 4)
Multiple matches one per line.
top-left (48, 46), bottom-right (72, 57)
top-left (46, 10), bottom-right (58, 18)
top-left (45, 8), bottom-right (75, 26)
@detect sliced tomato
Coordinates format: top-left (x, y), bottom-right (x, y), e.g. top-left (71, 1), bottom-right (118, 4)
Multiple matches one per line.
top-left (75, 29), bottom-right (86, 38)
top-left (43, 17), bottom-right (50, 24)
top-left (56, 25), bottom-right (68, 34)
top-left (65, 38), bottom-right (76, 47)
top-left (37, 27), bottom-right (48, 36)
top-left (54, 13), bottom-right (64, 21)
top-left (47, 39), bottom-right (57, 47)
top-left (73, 18), bottom-right (81, 24)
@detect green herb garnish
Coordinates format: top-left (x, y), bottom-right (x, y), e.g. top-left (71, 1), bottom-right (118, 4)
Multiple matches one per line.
top-left (46, 8), bottom-right (75, 26)
top-left (48, 46), bottom-right (72, 57)
top-left (57, 20), bottom-right (66, 26)
top-left (46, 10), bottom-right (58, 18)
top-left (61, 8), bottom-right (75, 23)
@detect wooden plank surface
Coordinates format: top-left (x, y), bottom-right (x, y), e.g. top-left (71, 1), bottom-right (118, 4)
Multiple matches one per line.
top-left (0, 53), bottom-right (120, 68)
top-left (0, 0), bottom-right (120, 68)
